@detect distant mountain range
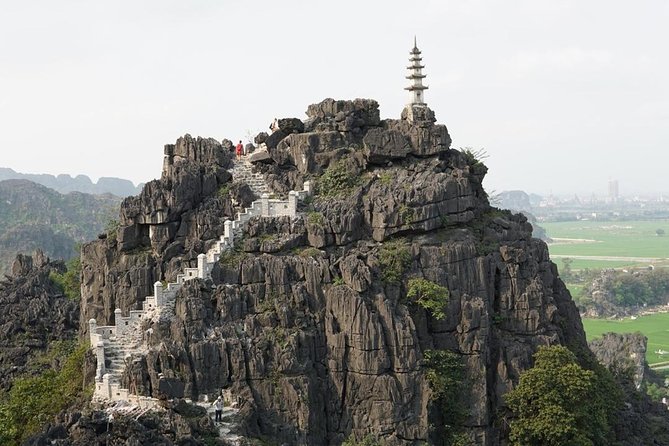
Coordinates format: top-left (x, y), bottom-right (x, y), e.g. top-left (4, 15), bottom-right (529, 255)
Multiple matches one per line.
top-left (0, 179), bottom-right (122, 276)
top-left (0, 167), bottom-right (143, 197)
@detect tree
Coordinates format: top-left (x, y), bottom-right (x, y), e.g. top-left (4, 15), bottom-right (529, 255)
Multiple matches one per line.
top-left (561, 257), bottom-right (574, 282)
top-left (406, 278), bottom-right (449, 320)
top-left (506, 345), bottom-right (613, 446)
top-left (657, 228), bottom-right (665, 237)
top-left (612, 274), bottom-right (649, 306)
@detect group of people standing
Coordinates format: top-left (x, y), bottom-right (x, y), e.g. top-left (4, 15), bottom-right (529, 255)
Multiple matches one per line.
top-left (233, 117), bottom-right (280, 161)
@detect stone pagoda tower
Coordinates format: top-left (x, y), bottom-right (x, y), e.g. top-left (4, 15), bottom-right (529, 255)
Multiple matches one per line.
top-left (402, 38), bottom-right (436, 124)
top-left (405, 37), bottom-right (428, 105)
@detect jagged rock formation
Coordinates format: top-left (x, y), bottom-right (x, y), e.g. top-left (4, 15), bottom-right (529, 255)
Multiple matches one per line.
top-left (589, 332), bottom-right (649, 390)
top-left (77, 99), bottom-right (596, 445)
top-left (0, 179), bottom-right (120, 276)
top-left (0, 251), bottom-right (80, 391)
top-left (0, 167), bottom-right (142, 196)
top-left (589, 332), bottom-right (669, 444)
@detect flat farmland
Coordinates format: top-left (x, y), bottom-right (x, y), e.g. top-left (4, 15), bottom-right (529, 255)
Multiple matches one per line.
top-left (583, 313), bottom-right (669, 366)
top-left (542, 220), bottom-right (669, 270)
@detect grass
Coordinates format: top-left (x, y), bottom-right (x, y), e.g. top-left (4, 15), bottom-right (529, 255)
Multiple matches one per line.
top-left (583, 312), bottom-right (669, 366)
top-left (558, 259), bottom-right (642, 271)
top-left (543, 220), bottom-right (669, 260)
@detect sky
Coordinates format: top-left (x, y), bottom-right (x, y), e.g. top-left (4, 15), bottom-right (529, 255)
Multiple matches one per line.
top-left (0, 0), bottom-right (667, 197)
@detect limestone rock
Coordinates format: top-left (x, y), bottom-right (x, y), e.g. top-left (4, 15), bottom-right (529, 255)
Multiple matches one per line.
top-left (71, 98), bottom-right (657, 445)
top-left (363, 127), bottom-right (411, 164)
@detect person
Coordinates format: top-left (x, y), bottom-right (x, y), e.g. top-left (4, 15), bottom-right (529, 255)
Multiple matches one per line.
top-left (270, 118), bottom-right (279, 133)
top-left (213, 395), bottom-right (223, 422)
top-left (235, 140), bottom-right (243, 160)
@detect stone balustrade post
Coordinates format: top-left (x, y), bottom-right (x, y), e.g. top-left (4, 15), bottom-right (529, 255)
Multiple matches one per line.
top-left (102, 373), bottom-right (112, 399)
top-left (95, 341), bottom-right (106, 380)
top-left (261, 193), bottom-right (270, 216)
top-left (154, 281), bottom-right (164, 307)
top-left (114, 308), bottom-right (123, 336)
top-left (224, 220), bottom-right (234, 246)
top-left (89, 318), bottom-right (97, 346)
top-left (197, 253), bottom-right (207, 279)
top-left (288, 191), bottom-right (298, 217)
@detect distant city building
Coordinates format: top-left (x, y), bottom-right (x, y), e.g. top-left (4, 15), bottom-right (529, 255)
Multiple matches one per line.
top-left (608, 179), bottom-right (619, 203)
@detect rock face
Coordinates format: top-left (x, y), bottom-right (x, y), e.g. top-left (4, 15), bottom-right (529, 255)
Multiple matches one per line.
top-left (589, 332), bottom-right (648, 390)
top-left (77, 99), bottom-right (617, 445)
top-left (0, 252), bottom-right (80, 391)
top-left (0, 179), bottom-right (120, 276)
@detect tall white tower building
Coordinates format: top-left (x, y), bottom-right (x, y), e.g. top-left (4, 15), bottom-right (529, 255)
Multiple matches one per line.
top-left (405, 37), bottom-right (428, 105)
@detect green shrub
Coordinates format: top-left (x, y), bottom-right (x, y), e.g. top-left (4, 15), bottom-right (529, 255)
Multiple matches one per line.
top-left (646, 382), bottom-right (669, 402)
top-left (407, 278), bottom-right (449, 320)
top-left (298, 247), bottom-right (322, 258)
top-left (49, 257), bottom-right (81, 301)
top-left (423, 349), bottom-right (467, 444)
top-left (332, 277), bottom-right (345, 286)
top-left (317, 161), bottom-right (358, 197)
top-left (378, 172), bottom-right (393, 185)
top-left (0, 342), bottom-right (90, 445)
top-left (342, 433), bottom-right (381, 446)
top-left (105, 218), bottom-right (120, 239)
top-left (219, 249), bottom-right (248, 267)
top-left (307, 211), bottom-right (324, 227)
top-left (505, 345), bottom-right (616, 446)
top-left (218, 183), bottom-right (231, 198)
top-left (399, 204), bottom-right (415, 224)
top-left (378, 238), bottom-right (412, 284)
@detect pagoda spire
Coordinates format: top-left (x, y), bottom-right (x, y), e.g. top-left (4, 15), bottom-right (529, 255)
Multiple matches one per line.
top-left (404, 37), bottom-right (428, 105)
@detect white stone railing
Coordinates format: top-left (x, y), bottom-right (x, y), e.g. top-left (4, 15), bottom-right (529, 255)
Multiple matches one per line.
top-left (90, 179), bottom-right (313, 406)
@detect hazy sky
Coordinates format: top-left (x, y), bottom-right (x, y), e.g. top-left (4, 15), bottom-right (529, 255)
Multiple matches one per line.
top-left (1, 1), bottom-right (667, 196)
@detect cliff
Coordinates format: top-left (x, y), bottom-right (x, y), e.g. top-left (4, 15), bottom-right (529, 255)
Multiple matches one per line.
top-left (69, 98), bottom-right (600, 445)
top-left (0, 179), bottom-right (120, 276)
top-left (0, 252), bottom-right (81, 391)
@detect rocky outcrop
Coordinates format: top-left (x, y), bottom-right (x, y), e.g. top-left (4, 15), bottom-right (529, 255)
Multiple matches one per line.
top-left (76, 98), bottom-right (656, 445)
top-left (25, 402), bottom-right (221, 446)
top-left (589, 332), bottom-right (648, 389)
top-left (0, 252), bottom-right (80, 391)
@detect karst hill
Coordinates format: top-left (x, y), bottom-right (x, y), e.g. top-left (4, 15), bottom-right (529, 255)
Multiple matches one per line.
top-left (69, 95), bottom-right (595, 445)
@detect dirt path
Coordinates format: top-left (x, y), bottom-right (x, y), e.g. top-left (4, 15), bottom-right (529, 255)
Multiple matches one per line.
top-left (550, 254), bottom-right (665, 262)
top-left (550, 237), bottom-right (599, 244)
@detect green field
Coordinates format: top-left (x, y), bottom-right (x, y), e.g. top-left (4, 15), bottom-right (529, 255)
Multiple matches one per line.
top-left (542, 220), bottom-right (669, 271)
top-left (583, 312), bottom-right (669, 365)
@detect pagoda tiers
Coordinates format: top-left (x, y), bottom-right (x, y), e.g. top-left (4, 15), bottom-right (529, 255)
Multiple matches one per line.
top-left (405, 37), bottom-right (428, 105)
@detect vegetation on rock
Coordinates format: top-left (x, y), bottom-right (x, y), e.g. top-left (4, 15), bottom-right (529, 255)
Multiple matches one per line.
top-left (423, 349), bottom-right (468, 445)
top-left (505, 345), bottom-right (617, 446)
top-left (0, 179), bottom-right (119, 275)
top-left (317, 160), bottom-right (359, 197)
top-left (49, 257), bottom-right (82, 300)
top-left (407, 278), bottom-right (449, 320)
top-left (342, 434), bottom-right (381, 446)
top-left (0, 341), bottom-right (90, 445)
top-left (378, 238), bottom-right (411, 284)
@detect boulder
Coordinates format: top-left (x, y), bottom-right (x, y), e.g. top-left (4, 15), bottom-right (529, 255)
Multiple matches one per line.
top-left (249, 150), bottom-right (273, 164)
top-left (362, 128), bottom-right (411, 164)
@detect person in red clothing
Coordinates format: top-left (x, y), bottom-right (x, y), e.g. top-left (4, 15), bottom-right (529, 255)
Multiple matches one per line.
top-left (235, 140), bottom-right (243, 160)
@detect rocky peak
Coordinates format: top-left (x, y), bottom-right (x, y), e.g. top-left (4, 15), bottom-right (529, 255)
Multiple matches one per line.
top-left (76, 97), bottom-right (600, 445)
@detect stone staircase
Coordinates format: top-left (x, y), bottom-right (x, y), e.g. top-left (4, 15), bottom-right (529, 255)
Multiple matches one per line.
top-left (229, 155), bottom-right (270, 197)
top-left (89, 154), bottom-right (312, 432)
top-left (199, 392), bottom-right (243, 445)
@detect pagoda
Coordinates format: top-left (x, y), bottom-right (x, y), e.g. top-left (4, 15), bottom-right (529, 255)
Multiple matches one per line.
top-left (405, 37), bottom-right (428, 105)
